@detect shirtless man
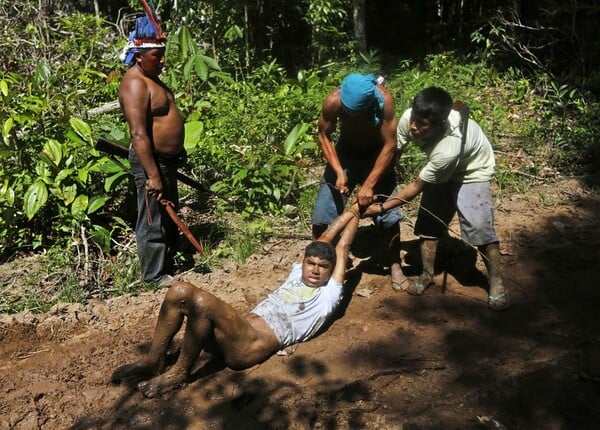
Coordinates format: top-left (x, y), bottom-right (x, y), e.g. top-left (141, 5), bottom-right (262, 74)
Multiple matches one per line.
top-left (119, 13), bottom-right (185, 287)
top-left (111, 209), bottom-right (360, 398)
top-left (311, 73), bottom-right (405, 289)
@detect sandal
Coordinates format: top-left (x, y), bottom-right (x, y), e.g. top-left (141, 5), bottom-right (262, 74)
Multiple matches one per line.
top-left (391, 277), bottom-right (409, 292)
top-left (405, 271), bottom-right (434, 296)
top-left (487, 290), bottom-right (511, 311)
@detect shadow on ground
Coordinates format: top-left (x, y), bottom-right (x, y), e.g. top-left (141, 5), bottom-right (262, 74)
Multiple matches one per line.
top-left (70, 188), bottom-right (600, 429)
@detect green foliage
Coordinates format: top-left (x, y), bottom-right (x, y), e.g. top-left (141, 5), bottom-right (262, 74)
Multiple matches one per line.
top-left (305, 0), bottom-right (353, 62)
top-left (0, 9), bottom-right (124, 259)
top-left (215, 218), bottom-right (274, 265)
top-left (187, 68), bottom-right (328, 218)
top-left (162, 24), bottom-right (222, 93)
top-left (3, 2), bottom-right (600, 313)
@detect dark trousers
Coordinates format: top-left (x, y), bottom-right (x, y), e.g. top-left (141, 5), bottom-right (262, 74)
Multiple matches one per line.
top-left (128, 148), bottom-right (180, 282)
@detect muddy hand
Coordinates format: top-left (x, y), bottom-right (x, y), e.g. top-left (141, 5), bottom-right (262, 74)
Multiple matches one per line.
top-left (334, 173), bottom-right (349, 196)
top-left (356, 187), bottom-right (374, 209)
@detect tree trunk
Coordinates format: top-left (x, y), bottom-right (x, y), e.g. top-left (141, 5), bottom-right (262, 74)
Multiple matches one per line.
top-left (353, 0), bottom-right (367, 55)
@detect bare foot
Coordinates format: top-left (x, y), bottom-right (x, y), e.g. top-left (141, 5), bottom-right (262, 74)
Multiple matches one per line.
top-left (110, 360), bottom-right (157, 384)
top-left (390, 263), bottom-right (409, 292)
top-left (137, 368), bottom-right (188, 398)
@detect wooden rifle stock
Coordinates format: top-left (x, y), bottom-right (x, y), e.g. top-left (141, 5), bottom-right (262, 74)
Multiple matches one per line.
top-left (95, 137), bottom-right (212, 194)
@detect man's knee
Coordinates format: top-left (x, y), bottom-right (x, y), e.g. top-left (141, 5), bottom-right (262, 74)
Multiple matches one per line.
top-left (165, 281), bottom-right (199, 304)
top-left (165, 282), bottom-right (220, 317)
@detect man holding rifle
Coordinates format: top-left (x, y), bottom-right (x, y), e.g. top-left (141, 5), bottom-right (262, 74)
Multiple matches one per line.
top-left (118, 5), bottom-right (184, 287)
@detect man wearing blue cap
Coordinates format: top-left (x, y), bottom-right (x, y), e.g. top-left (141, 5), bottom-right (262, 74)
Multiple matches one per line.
top-left (311, 73), bottom-right (407, 290)
top-left (118, 4), bottom-right (185, 287)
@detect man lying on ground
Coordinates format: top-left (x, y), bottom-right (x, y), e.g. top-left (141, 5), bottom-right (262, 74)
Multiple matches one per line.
top-left (111, 208), bottom-right (360, 397)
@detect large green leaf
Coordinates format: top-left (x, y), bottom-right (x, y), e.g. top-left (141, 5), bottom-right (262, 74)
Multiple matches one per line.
top-left (194, 55), bottom-right (208, 81)
top-left (24, 181), bottom-right (48, 220)
top-left (105, 171), bottom-right (129, 192)
top-left (51, 183), bottom-right (78, 205)
top-left (88, 195), bottom-right (110, 214)
top-left (183, 56), bottom-right (195, 79)
top-left (77, 165), bottom-right (89, 183)
top-left (69, 117), bottom-right (92, 144)
top-left (179, 25), bottom-right (192, 58)
top-left (283, 122), bottom-right (310, 157)
top-left (184, 120), bottom-right (204, 154)
top-left (200, 54), bottom-right (220, 71)
top-left (0, 79), bottom-right (8, 97)
top-left (2, 117), bottom-right (13, 145)
top-left (89, 224), bottom-right (111, 252)
top-left (0, 180), bottom-right (15, 206)
top-left (43, 139), bottom-right (62, 167)
top-left (55, 168), bottom-right (74, 183)
top-left (71, 194), bottom-right (88, 217)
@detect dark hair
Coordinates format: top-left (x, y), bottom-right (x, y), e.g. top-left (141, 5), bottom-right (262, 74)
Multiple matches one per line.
top-left (305, 241), bottom-right (336, 266)
top-left (411, 87), bottom-right (453, 124)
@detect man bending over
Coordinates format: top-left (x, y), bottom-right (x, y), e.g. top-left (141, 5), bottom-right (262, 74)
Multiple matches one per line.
top-left (362, 87), bottom-right (509, 310)
top-left (111, 209), bottom-right (360, 397)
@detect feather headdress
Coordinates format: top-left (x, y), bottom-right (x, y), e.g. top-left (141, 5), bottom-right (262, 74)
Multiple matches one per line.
top-left (119, 0), bottom-right (167, 65)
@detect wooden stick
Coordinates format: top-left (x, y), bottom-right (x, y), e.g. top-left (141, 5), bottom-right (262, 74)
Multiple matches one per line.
top-left (160, 200), bottom-right (206, 256)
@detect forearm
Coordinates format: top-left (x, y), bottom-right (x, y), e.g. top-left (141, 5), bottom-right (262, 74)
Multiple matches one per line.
top-left (131, 134), bottom-right (160, 180)
top-left (331, 215), bottom-right (359, 282)
top-left (336, 215), bottom-right (358, 256)
top-left (318, 132), bottom-right (344, 177)
top-left (317, 205), bottom-right (359, 243)
top-left (363, 177), bottom-right (425, 216)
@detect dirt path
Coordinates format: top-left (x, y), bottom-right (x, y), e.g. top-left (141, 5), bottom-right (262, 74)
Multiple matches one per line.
top-left (1, 178), bottom-right (600, 429)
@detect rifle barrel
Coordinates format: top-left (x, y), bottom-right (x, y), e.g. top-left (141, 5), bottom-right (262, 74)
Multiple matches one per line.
top-left (95, 137), bottom-right (224, 199)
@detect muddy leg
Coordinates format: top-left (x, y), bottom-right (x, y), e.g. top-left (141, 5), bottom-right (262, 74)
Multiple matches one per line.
top-left (480, 243), bottom-right (510, 310)
top-left (138, 287), bottom-right (226, 397)
top-left (138, 316), bottom-right (212, 398)
top-left (111, 289), bottom-right (185, 383)
top-left (405, 239), bottom-right (437, 295)
top-left (385, 223), bottom-right (408, 292)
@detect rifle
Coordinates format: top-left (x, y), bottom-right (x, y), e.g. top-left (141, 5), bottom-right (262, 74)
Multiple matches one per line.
top-left (95, 137), bottom-right (214, 196)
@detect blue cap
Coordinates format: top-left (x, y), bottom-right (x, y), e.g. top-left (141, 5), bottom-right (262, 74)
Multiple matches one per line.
top-left (340, 73), bottom-right (383, 113)
top-left (339, 73), bottom-right (385, 125)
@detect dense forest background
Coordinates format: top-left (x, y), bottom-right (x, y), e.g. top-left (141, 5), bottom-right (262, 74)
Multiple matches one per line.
top-left (1, 0), bottom-right (599, 311)
top-left (9, 0), bottom-right (600, 91)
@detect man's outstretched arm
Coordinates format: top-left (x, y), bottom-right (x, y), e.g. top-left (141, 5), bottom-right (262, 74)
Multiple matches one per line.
top-left (331, 213), bottom-right (359, 283)
top-left (362, 177), bottom-right (426, 217)
top-left (316, 204), bottom-right (360, 244)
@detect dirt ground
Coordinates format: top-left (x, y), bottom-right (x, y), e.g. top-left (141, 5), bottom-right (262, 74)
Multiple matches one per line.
top-left (1, 178), bottom-right (600, 429)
